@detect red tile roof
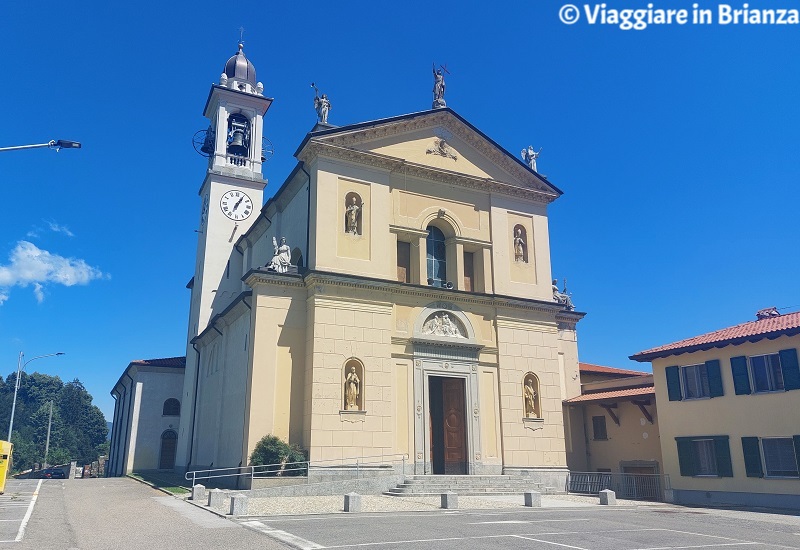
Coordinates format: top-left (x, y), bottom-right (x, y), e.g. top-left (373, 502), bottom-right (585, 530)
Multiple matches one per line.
top-left (130, 356), bottom-right (186, 368)
top-left (579, 362), bottom-right (648, 377)
top-left (630, 311), bottom-right (800, 362)
top-left (565, 385), bottom-right (655, 403)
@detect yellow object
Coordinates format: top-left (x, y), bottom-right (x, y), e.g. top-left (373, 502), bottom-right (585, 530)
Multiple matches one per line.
top-left (0, 440), bottom-right (12, 494)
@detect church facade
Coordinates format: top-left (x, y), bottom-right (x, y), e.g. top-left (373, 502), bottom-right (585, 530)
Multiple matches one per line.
top-left (175, 44), bottom-right (584, 484)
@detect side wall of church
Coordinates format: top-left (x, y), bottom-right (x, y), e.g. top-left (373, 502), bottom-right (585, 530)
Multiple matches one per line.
top-left (249, 178), bottom-right (310, 274)
top-left (244, 280), bottom-right (308, 462)
top-left (192, 309), bottom-right (250, 468)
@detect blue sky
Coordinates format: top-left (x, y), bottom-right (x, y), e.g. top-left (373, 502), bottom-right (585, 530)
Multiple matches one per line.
top-left (2, 1), bottom-right (798, 421)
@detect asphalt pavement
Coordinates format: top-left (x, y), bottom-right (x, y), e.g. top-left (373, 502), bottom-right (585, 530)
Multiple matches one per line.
top-left (237, 503), bottom-right (800, 550)
top-left (0, 477), bottom-right (287, 550)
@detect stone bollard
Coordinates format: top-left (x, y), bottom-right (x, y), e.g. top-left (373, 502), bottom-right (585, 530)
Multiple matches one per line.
top-left (344, 492), bottom-right (362, 513)
top-left (207, 488), bottom-right (225, 508)
top-left (191, 484), bottom-right (206, 502)
top-left (441, 491), bottom-right (458, 509)
top-left (229, 494), bottom-right (249, 516)
top-left (599, 489), bottom-right (616, 505)
top-left (524, 490), bottom-right (542, 507)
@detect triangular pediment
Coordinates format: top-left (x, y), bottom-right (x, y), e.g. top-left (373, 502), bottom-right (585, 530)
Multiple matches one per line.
top-left (297, 109), bottom-right (560, 198)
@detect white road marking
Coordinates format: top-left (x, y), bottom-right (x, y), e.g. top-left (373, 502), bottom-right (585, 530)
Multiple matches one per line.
top-left (512, 535), bottom-right (589, 550)
top-left (633, 544), bottom-right (760, 550)
top-left (470, 520), bottom-right (530, 524)
top-left (467, 519), bottom-right (590, 525)
top-left (14, 479), bottom-right (42, 542)
top-left (241, 520), bottom-right (325, 549)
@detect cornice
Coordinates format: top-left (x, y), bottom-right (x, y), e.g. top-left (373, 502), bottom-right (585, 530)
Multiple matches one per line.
top-left (302, 142), bottom-right (557, 204)
top-left (305, 111), bottom-right (554, 194)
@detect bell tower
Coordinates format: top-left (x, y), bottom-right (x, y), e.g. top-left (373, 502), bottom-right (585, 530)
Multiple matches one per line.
top-left (176, 43), bottom-right (273, 471)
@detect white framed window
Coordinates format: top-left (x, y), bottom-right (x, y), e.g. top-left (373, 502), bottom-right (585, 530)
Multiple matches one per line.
top-left (682, 364), bottom-right (710, 399)
top-left (693, 439), bottom-right (717, 475)
top-left (750, 354), bottom-right (784, 393)
top-left (762, 438), bottom-right (799, 477)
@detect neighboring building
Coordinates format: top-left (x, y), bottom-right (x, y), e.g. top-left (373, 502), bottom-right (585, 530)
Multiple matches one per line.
top-left (631, 308), bottom-right (800, 508)
top-left (107, 357), bottom-right (185, 476)
top-left (172, 43), bottom-right (585, 485)
top-left (565, 363), bottom-right (661, 476)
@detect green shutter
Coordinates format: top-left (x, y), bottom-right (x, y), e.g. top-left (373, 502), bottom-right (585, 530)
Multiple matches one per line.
top-left (676, 438), bottom-right (695, 476)
top-left (666, 366), bottom-right (682, 401)
top-left (779, 349), bottom-right (800, 391)
top-left (706, 360), bottom-right (724, 397)
top-left (741, 437), bottom-right (763, 478)
top-left (714, 436), bottom-right (733, 477)
top-left (730, 356), bottom-right (751, 395)
top-left (793, 436), bottom-right (800, 473)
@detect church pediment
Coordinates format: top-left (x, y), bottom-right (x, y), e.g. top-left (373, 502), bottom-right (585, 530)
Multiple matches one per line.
top-left (297, 109), bottom-right (560, 199)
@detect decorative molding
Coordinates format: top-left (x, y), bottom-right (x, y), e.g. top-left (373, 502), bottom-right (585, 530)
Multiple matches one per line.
top-left (302, 110), bottom-right (555, 195)
top-left (300, 139), bottom-right (558, 204)
top-left (522, 417), bottom-right (545, 432)
top-left (339, 410), bottom-right (367, 422)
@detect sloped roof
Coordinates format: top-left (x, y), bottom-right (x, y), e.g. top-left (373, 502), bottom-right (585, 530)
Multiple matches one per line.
top-left (565, 386), bottom-right (655, 403)
top-left (630, 311), bottom-right (800, 362)
top-left (129, 356), bottom-right (186, 368)
top-left (579, 362), bottom-right (647, 377)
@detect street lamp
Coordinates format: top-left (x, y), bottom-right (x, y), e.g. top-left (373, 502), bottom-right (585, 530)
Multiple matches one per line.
top-left (0, 140), bottom-right (81, 153)
top-left (6, 352), bottom-right (65, 441)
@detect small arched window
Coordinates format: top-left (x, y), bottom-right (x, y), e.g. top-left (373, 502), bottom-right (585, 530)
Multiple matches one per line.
top-left (426, 225), bottom-right (447, 287)
top-left (291, 247), bottom-right (304, 269)
top-left (163, 398), bottom-right (181, 416)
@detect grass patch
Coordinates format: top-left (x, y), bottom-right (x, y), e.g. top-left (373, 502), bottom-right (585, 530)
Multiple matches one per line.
top-left (130, 471), bottom-right (190, 495)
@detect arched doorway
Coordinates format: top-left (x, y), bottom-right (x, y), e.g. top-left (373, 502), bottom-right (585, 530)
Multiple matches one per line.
top-left (159, 430), bottom-right (178, 470)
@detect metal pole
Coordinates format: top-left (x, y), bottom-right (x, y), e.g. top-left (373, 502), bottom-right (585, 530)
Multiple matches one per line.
top-left (44, 401), bottom-right (53, 468)
top-left (7, 352), bottom-right (23, 441)
top-left (7, 352), bottom-right (64, 442)
top-left (0, 142), bottom-right (54, 152)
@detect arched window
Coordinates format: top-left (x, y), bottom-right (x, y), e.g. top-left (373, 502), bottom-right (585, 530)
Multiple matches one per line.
top-left (426, 225), bottom-right (447, 287)
top-left (523, 373), bottom-right (541, 419)
top-left (291, 247), bottom-right (304, 268)
top-left (163, 398), bottom-right (180, 416)
top-left (159, 430), bottom-right (178, 469)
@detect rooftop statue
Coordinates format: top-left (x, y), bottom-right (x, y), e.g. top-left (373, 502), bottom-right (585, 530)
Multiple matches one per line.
top-left (432, 63), bottom-right (448, 109)
top-left (311, 83), bottom-right (331, 124)
top-left (266, 237), bottom-right (292, 273)
top-left (552, 278), bottom-right (575, 311)
top-left (521, 145), bottom-right (541, 172)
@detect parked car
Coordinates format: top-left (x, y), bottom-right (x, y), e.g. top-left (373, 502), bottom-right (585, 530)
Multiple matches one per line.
top-left (40, 468), bottom-right (66, 479)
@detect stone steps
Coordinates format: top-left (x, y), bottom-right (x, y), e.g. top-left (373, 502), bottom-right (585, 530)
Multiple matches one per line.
top-left (383, 475), bottom-right (561, 497)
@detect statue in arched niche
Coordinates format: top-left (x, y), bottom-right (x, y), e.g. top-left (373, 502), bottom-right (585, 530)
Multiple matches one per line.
top-left (344, 365), bottom-right (361, 411)
top-left (523, 374), bottom-right (539, 418)
top-left (344, 195), bottom-right (364, 235)
top-left (513, 226), bottom-right (527, 263)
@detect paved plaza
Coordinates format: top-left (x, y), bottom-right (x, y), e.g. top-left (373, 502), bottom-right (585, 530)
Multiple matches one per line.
top-left (2, 476), bottom-right (800, 549)
top-left (237, 503), bottom-right (800, 550)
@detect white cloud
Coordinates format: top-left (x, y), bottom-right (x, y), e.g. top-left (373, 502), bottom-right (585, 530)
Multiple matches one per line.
top-left (0, 241), bottom-right (107, 304)
top-left (46, 221), bottom-right (74, 237)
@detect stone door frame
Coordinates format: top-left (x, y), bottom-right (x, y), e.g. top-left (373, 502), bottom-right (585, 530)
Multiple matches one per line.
top-left (413, 356), bottom-right (481, 475)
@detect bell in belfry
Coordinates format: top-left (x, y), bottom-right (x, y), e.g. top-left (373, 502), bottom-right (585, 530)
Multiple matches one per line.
top-left (227, 114), bottom-right (250, 157)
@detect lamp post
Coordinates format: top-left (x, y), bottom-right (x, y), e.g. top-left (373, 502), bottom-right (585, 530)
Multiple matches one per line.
top-left (6, 352), bottom-right (65, 442)
top-left (0, 140), bottom-right (81, 153)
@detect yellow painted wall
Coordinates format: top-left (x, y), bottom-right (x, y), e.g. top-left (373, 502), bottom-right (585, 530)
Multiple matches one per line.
top-left (652, 334), bottom-right (800, 495)
top-left (582, 400), bottom-right (662, 473)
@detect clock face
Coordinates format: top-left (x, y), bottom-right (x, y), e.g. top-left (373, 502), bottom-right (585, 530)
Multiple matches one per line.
top-left (220, 190), bottom-right (253, 221)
